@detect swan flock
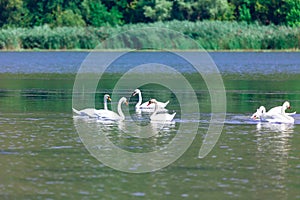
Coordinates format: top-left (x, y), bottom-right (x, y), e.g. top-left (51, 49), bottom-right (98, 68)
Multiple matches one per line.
top-left (251, 101), bottom-right (296, 124)
top-left (72, 89), bottom-right (296, 125)
top-left (72, 89), bottom-right (175, 122)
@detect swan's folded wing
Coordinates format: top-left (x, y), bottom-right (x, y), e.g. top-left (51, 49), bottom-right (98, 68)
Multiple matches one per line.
top-left (267, 106), bottom-right (282, 115)
top-left (265, 112), bottom-right (294, 124)
top-left (72, 108), bottom-right (81, 115)
top-left (94, 109), bottom-right (121, 121)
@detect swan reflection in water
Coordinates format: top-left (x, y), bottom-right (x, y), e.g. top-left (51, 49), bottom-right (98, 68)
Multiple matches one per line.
top-left (73, 111), bottom-right (176, 138)
top-left (74, 115), bottom-right (178, 161)
top-left (256, 122), bottom-right (294, 133)
top-left (96, 117), bottom-right (176, 139)
top-left (74, 114), bottom-right (177, 140)
top-left (254, 122), bottom-right (294, 200)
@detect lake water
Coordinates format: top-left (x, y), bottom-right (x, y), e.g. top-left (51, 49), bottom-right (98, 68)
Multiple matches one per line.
top-left (0, 51), bottom-right (300, 199)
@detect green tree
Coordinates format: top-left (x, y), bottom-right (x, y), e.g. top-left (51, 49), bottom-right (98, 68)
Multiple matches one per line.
top-left (115, 0), bottom-right (153, 24)
top-left (229, 0), bottom-right (253, 22)
top-left (192, 0), bottom-right (233, 20)
top-left (23, 0), bottom-right (84, 27)
top-left (171, 0), bottom-right (194, 21)
top-left (286, 0), bottom-right (300, 27)
top-left (252, 0), bottom-right (288, 25)
top-left (81, 0), bottom-right (123, 26)
top-left (209, 0), bottom-right (234, 20)
top-left (143, 0), bottom-right (173, 21)
top-left (239, 3), bottom-right (252, 22)
top-left (55, 9), bottom-right (86, 26)
top-left (0, 0), bottom-right (29, 27)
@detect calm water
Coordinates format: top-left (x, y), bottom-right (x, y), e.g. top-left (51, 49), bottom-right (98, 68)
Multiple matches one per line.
top-left (0, 52), bottom-right (300, 199)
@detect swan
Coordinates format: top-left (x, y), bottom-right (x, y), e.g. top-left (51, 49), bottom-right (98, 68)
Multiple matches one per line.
top-left (267, 101), bottom-right (295, 116)
top-left (251, 101), bottom-right (296, 120)
top-left (95, 97), bottom-right (128, 121)
top-left (266, 102), bottom-right (295, 124)
top-left (132, 89), bottom-right (169, 112)
top-left (251, 101), bottom-right (295, 123)
top-left (147, 99), bottom-right (175, 122)
top-left (72, 94), bottom-right (111, 118)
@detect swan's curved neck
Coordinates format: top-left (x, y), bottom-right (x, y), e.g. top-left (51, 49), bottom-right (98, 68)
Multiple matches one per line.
top-left (104, 96), bottom-right (108, 110)
top-left (151, 102), bottom-right (158, 118)
top-left (118, 99), bottom-right (125, 120)
top-left (136, 91), bottom-right (142, 107)
top-left (261, 107), bottom-right (266, 116)
top-left (281, 106), bottom-right (286, 114)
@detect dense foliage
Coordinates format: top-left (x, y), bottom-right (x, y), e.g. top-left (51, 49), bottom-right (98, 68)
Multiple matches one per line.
top-left (0, 20), bottom-right (299, 50)
top-left (0, 0), bottom-right (300, 28)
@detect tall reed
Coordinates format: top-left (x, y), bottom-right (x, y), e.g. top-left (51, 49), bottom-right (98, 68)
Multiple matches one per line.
top-left (0, 21), bottom-right (299, 50)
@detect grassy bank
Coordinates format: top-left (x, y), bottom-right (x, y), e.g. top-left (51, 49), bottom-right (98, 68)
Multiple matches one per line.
top-left (0, 21), bottom-right (299, 50)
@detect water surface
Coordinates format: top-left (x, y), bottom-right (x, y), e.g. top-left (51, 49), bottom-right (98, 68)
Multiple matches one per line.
top-left (0, 52), bottom-right (299, 199)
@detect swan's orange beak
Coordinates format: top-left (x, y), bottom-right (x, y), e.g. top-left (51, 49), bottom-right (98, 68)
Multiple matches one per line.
top-left (107, 96), bottom-right (111, 101)
top-left (288, 106), bottom-right (291, 109)
top-left (147, 101), bottom-right (152, 106)
top-left (132, 92), bottom-right (137, 96)
top-left (125, 101), bottom-right (128, 106)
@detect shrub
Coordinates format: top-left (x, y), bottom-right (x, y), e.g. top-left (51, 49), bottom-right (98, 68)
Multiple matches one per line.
top-left (0, 21), bottom-right (299, 50)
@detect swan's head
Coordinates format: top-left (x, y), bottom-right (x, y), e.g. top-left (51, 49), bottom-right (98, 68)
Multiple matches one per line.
top-left (132, 89), bottom-right (141, 96)
top-left (259, 106), bottom-right (266, 113)
top-left (283, 101), bottom-right (291, 109)
top-left (104, 94), bottom-right (111, 101)
top-left (120, 97), bottom-right (128, 105)
top-left (251, 106), bottom-right (266, 119)
top-left (147, 99), bottom-right (157, 106)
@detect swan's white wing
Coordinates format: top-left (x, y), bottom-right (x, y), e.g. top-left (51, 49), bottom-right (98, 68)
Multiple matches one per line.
top-left (138, 103), bottom-right (169, 113)
top-left (267, 106), bottom-right (282, 115)
top-left (73, 108), bottom-right (98, 118)
top-left (140, 102), bottom-right (154, 108)
top-left (140, 100), bottom-right (169, 109)
top-left (267, 105), bottom-right (295, 117)
top-left (150, 112), bottom-right (176, 121)
top-left (158, 100), bottom-right (169, 108)
top-left (94, 109), bottom-right (121, 120)
top-left (266, 113), bottom-right (294, 124)
top-left (72, 108), bottom-right (81, 115)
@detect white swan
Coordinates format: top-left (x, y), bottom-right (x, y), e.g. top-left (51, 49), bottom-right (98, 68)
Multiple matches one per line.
top-left (132, 89), bottom-right (169, 112)
top-left (267, 101), bottom-right (295, 116)
top-left (251, 101), bottom-right (296, 120)
top-left (72, 94), bottom-right (111, 118)
top-left (266, 102), bottom-right (295, 124)
top-left (148, 99), bottom-right (175, 122)
top-left (95, 97), bottom-right (128, 121)
top-left (251, 101), bottom-right (295, 123)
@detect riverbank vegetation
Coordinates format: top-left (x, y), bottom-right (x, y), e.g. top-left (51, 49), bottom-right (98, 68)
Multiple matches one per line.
top-left (0, 0), bottom-right (299, 50)
top-left (1, 20), bottom-right (299, 50)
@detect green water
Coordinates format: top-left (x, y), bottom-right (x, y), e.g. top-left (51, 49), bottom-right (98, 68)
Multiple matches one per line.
top-left (0, 73), bottom-right (299, 200)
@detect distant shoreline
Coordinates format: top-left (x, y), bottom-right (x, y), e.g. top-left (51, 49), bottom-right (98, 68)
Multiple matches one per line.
top-left (0, 49), bottom-right (299, 52)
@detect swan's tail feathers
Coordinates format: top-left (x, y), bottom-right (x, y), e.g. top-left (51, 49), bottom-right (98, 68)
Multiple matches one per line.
top-left (164, 100), bottom-right (170, 107)
top-left (169, 112), bottom-right (176, 121)
top-left (287, 111), bottom-right (296, 116)
top-left (172, 112), bottom-right (176, 118)
top-left (72, 108), bottom-right (81, 115)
